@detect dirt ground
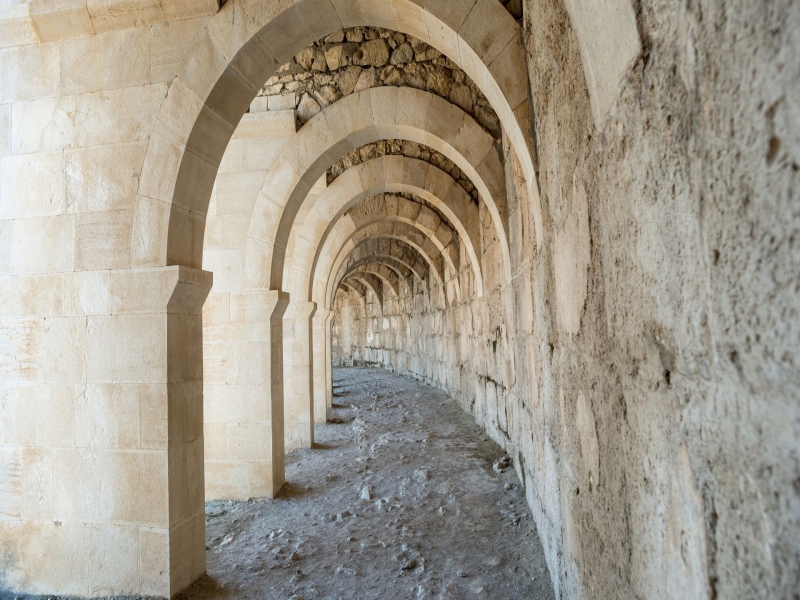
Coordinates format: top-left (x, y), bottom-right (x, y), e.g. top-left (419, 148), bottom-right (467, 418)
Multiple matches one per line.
top-left (6, 367), bottom-right (553, 600)
top-left (180, 367), bottom-right (554, 600)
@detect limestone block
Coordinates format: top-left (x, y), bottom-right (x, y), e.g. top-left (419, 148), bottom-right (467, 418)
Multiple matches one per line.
top-left (425, 94), bottom-right (465, 145)
top-left (131, 195), bottom-right (170, 267)
top-left (75, 209), bottom-right (134, 271)
top-left (86, 314), bottom-right (166, 383)
top-left (10, 97), bottom-right (72, 154)
top-left (43, 316), bottom-right (86, 383)
top-left (396, 85), bottom-right (432, 132)
top-left (0, 4), bottom-right (39, 49)
top-left (214, 170), bottom-right (266, 216)
top-left (488, 34), bottom-right (528, 113)
top-left (267, 94), bottom-right (295, 111)
top-left (250, 96), bottom-right (270, 113)
top-left (65, 141), bottom-right (148, 213)
top-left (0, 151), bottom-right (66, 219)
top-left (74, 83), bottom-right (168, 148)
top-left (458, 0), bottom-right (517, 66)
top-left (29, 0), bottom-right (95, 42)
top-left (294, 0), bottom-right (341, 40)
top-left (202, 247), bottom-right (243, 293)
top-left (0, 103), bottom-right (9, 156)
top-left (152, 77), bottom-right (205, 149)
top-left (74, 384), bottom-right (142, 449)
top-left (204, 213), bottom-right (248, 249)
top-left (86, 0), bottom-right (164, 34)
top-left (13, 215), bottom-right (75, 274)
top-left (553, 176), bottom-right (590, 337)
top-left (203, 64), bottom-right (257, 129)
top-left (160, 0), bottom-right (219, 20)
top-left (172, 150), bottom-right (217, 214)
top-left (138, 132), bottom-right (182, 204)
top-left (176, 24), bottom-right (228, 104)
top-left (0, 40), bottom-right (60, 103)
top-left (139, 528), bottom-right (169, 595)
top-left (61, 26), bottom-right (151, 96)
top-left (0, 273), bottom-right (64, 318)
top-left (54, 447), bottom-right (168, 525)
top-left (150, 17), bottom-right (207, 84)
top-left (88, 524), bottom-right (142, 595)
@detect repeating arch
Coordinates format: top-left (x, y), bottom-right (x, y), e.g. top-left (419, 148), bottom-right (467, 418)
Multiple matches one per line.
top-left (322, 220), bottom-right (459, 310)
top-left (343, 238), bottom-right (431, 282)
top-left (338, 254), bottom-right (419, 288)
top-left (239, 87), bottom-right (508, 294)
top-left (134, 0), bottom-right (541, 276)
top-left (284, 155), bottom-right (482, 306)
top-left (339, 263), bottom-right (402, 300)
top-left (345, 271), bottom-right (385, 310)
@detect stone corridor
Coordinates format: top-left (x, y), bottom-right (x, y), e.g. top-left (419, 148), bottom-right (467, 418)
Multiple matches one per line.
top-left (0, 0), bottom-right (798, 598)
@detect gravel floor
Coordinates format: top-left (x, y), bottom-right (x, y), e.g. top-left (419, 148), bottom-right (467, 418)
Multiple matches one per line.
top-left (180, 367), bottom-right (554, 600)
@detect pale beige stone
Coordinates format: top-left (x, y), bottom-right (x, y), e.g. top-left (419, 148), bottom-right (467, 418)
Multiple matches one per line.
top-left (43, 316), bottom-right (87, 383)
top-left (65, 142), bottom-right (148, 213)
top-left (75, 209), bottom-right (134, 271)
top-left (61, 26), bottom-right (151, 96)
top-left (29, 0), bottom-right (95, 42)
top-left (86, 0), bottom-right (164, 34)
top-left (0, 40), bottom-right (59, 103)
top-left (13, 215), bottom-right (75, 274)
top-left (0, 103), bottom-right (9, 156)
top-left (0, 4), bottom-right (39, 49)
top-left (0, 151), bottom-right (66, 219)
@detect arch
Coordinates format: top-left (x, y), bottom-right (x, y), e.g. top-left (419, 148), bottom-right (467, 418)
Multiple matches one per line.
top-left (134, 0), bottom-right (541, 276)
top-left (321, 221), bottom-right (455, 309)
top-left (338, 263), bottom-right (402, 300)
top-left (338, 254), bottom-right (419, 288)
top-left (242, 87), bottom-right (506, 293)
top-left (344, 272), bottom-right (384, 311)
top-left (344, 238), bottom-right (430, 283)
top-left (284, 155), bottom-right (482, 306)
top-left (338, 280), bottom-right (368, 309)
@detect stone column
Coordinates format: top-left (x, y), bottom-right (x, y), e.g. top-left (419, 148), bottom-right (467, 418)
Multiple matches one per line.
top-left (325, 311), bottom-right (336, 408)
top-left (203, 290), bottom-right (289, 501)
top-left (283, 301), bottom-right (316, 449)
top-left (312, 307), bottom-right (331, 424)
top-left (0, 266), bottom-right (211, 598)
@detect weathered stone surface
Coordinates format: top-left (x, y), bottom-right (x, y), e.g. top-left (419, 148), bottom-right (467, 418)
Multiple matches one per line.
top-left (257, 27), bottom-right (500, 134)
top-left (353, 38), bottom-right (389, 67)
top-left (296, 93), bottom-right (321, 121)
top-left (390, 42), bottom-right (413, 65)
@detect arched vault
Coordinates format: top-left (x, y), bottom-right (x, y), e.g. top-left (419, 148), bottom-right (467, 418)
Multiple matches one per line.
top-left (135, 0), bottom-right (541, 276)
top-left (322, 219), bottom-right (460, 310)
top-left (284, 155), bottom-right (482, 305)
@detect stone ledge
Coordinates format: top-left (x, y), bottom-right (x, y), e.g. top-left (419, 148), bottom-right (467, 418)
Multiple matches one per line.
top-left (0, 0), bottom-right (221, 48)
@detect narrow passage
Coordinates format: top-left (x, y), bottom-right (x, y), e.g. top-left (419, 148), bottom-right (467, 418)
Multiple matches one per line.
top-left (181, 368), bottom-right (555, 600)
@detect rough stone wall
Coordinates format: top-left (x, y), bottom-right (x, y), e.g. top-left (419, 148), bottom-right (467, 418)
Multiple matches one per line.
top-left (332, 0), bottom-right (800, 598)
top-left (329, 140), bottom-right (482, 204)
top-left (257, 26), bottom-right (502, 136)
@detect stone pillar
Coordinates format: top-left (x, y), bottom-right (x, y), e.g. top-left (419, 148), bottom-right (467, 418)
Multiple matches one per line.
top-left (283, 301), bottom-right (316, 449)
top-left (0, 266), bottom-right (211, 598)
top-left (312, 307), bottom-right (331, 424)
top-left (203, 290), bottom-right (289, 501)
top-left (325, 311), bottom-right (336, 408)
